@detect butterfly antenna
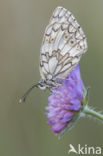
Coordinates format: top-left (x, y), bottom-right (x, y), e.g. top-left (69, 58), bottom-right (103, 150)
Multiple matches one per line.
top-left (19, 84), bottom-right (39, 103)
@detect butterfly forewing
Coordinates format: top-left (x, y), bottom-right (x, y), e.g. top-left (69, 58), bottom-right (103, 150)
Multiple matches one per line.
top-left (40, 6), bottom-right (87, 80)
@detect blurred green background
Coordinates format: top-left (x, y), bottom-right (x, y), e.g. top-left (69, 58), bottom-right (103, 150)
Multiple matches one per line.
top-left (0, 0), bottom-right (103, 156)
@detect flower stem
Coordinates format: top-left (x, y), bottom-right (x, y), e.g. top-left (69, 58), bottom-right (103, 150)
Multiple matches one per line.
top-left (83, 105), bottom-right (103, 122)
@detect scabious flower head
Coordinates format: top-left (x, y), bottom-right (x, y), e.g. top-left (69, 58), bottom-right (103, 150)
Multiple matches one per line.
top-left (46, 65), bottom-right (85, 134)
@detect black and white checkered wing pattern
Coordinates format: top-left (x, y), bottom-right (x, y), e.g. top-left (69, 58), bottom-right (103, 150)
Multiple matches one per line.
top-left (40, 6), bottom-right (87, 80)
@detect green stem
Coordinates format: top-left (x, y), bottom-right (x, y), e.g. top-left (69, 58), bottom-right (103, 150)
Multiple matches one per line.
top-left (83, 105), bottom-right (103, 122)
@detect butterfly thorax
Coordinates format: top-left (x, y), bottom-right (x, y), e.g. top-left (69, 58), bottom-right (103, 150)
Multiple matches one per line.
top-left (38, 78), bottom-right (62, 90)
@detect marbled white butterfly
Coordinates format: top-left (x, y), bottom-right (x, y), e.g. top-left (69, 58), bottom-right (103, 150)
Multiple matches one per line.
top-left (19, 6), bottom-right (87, 103)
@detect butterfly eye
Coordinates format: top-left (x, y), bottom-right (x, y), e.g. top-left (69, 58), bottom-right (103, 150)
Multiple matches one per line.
top-left (39, 84), bottom-right (46, 90)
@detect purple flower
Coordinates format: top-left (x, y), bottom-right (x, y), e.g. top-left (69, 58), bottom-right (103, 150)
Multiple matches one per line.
top-left (46, 65), bottom-right (85, 134)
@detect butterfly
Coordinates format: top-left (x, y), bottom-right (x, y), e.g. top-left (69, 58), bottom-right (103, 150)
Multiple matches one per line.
top-left (19, 6), bottom-right (87, 103)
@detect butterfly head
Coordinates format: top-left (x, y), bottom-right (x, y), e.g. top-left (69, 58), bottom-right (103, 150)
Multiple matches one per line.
top-left (37, 83), bottom-right (46, 90)
top-left (37, 79), bottom-right (47, 90)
